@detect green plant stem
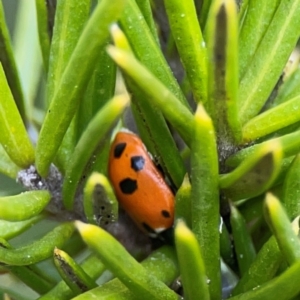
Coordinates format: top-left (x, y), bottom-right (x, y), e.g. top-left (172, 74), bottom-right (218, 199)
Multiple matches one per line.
top-left (232, 236), bottom-right (282, 296)
top-left (113, 14), bottom-right (187, 188)
top-left (40, 254), bottom-right (106, 300)
top-left (239, 0), bottom-right (300, 125)
top-left (75, 40), bottom-right (116, 141)
top-left (46, 0), bottom-right (91, 106)
top-left (0, 1), bottom-right (26, 123)
top-left (164, 0), bottom-right (207, 104)
top-left (264, 193), bottom-right (300, 264)
top-left (239, 0), bottom-right (280, 80)
top-left (107, 46), bottom-right (194, 146)
top-left (198, 0), bottom-right (212, 29)
top-left (83, 172), bottom-right (118, 226)
top-left (230, 204), bottom-right (256, 275)
top-left (35, 0), bottom-right (126, 177)
top-left (226, 130), bottom-right (300, 167)
top-left (62, 94), bottom-right (129, 210)
top-left (8, 264), bottom-right (53, 294)
top-left (191, 104), bottom-right (220, 300)
top-left (76, 222), bottom-right (178, 300)
top-left (0, 222), bottom-right (74, 265)
top-left (229, 260), bottom-right (300, 300)
top-left (220, 220), bottom-right (234, 268)
top-left (0, 237), bottom-right (54, 294)
top-left (175, 174), bottom-right (191, 227)
top-left (0, 144), bottom-right (21, 178)
top-left (206, 0), bottom-right (241, 145)
top-left (13, 0), bottom-right (42, 121)
top-left (0, 191), bottom-right (50, 221)
top-left (238, 0), bottom-right (249, 23)
top-left (120, 0), bottom-right (189, 108)
top-left (271, 67), bottom-right (300, 108)
top-left (175, 220), bottom-right (209, 300)
top-left (47, 0), bottom-right (91, 173)
top-left (0, 64), bottom-right (35, 168)
top-left (53, 248), bottom-right (97, 295)
top-left (135, 0), bottom-right (159, 44)
top-left (220, 140), bottom-right (282, 200)
top-left (35, 0), bottom-right (50, 72)
top-left (125, 80), bottom-right (186, 188)
top-left (72, 246), bottom-right (179, 300)
top-left (0, 215), bottom-right (44, 240)
top-left (282, 154), bottom-right (300, 218)
top-left (242, 95), bottom-right (300, 142)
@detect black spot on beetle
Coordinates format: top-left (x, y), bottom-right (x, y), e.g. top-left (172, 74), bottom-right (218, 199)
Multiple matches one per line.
top-left (119, 178), bottom-right (137, 194)
top-left (131, 156), bottom-right (145, 171)
top-left (161, 210), bottom-right (171, 218)
top-left (114, 143), bottom-right (126, 158)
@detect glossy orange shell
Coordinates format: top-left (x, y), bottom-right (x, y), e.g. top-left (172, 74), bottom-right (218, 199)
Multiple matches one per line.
top-left (108, 131), bottom-right (174, 234)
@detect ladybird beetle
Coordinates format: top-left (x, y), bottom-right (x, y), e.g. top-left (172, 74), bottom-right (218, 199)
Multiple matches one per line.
top-left (108, 130), bottom-right (174, 237)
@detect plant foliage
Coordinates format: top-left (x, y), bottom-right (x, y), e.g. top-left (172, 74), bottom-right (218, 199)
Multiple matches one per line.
top-left (1, 0), bottom-right (300, 299)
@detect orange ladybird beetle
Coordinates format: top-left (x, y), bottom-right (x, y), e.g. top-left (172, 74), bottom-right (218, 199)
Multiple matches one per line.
top-left (108, 130), bottom-right (174, 237)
